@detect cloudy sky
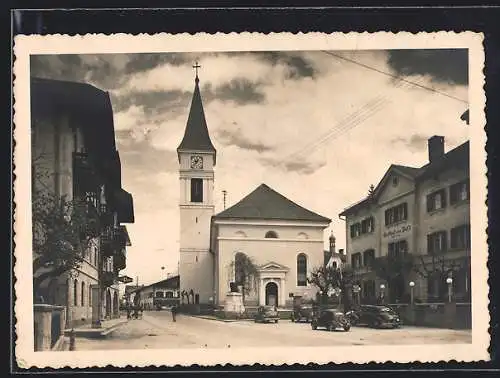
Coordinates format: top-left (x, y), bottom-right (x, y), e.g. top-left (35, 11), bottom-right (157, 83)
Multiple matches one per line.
top-left (31, 49), bottom-right (469, 286)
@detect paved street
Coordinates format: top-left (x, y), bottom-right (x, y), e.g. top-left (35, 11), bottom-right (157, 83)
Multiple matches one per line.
top-left (74, 311), bottom-right (472, 350)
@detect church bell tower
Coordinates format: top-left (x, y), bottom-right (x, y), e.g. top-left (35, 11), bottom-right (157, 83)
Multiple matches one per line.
top-left (177, 62), bottom-right (216, 305)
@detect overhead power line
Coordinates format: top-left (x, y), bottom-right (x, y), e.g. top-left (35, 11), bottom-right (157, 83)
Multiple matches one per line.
top-left (321, 50), bottom-right (468, 104)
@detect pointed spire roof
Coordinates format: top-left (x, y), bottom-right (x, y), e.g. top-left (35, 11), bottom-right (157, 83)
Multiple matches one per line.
top-left (177, 76), bottom-right (216, 158)
top-left (214, 184), bottom-right (331, 223)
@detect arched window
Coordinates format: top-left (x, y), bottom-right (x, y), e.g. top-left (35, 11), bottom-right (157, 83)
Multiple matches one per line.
top-left (297, 232), bottom-right (309, 239)
top-left (265, 230), bottom-right (278, 238)
top-left (81, 282), bottom-right (85, 306)
top-left (297, 254), bottom-right (307, 286)
top-left (73, 280), bottom-right (78, 306)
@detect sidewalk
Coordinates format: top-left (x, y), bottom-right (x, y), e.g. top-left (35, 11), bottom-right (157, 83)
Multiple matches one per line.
top-left (65, 317), bottom-right (129, 339)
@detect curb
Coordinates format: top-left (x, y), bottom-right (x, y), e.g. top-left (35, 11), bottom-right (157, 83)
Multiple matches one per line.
top-left (66, 319), bottom-right (129, 339)
top-left (190, 315), bottom-right (255, 323)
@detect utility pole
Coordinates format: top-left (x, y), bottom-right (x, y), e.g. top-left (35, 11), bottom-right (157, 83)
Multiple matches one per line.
top-left (222, 190), bottom-right (227, 210)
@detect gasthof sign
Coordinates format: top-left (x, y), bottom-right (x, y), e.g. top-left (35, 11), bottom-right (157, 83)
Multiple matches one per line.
top-left (383, 224), bottom-right (412, 239)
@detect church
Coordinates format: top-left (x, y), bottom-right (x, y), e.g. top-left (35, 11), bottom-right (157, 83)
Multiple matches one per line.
top-left (177, 66), bottom-right (332, 309)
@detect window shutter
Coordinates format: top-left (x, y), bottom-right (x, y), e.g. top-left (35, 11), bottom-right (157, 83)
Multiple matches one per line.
top-left (441, 231), bottom-right (447, 251)
top-left (403, 203), bottom-right (408, 220)
top-left (426, 195), bottom-right (432, 212)
top-left (427, 234), bottom-right (433, 254)
top-left (441, 189), bottom-right (447, 208)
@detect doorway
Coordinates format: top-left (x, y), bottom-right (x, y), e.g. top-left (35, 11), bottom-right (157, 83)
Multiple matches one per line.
top-left (265, 282), bottom-right (278, 306)
top-left (105, 289), bottom-right (112, 318)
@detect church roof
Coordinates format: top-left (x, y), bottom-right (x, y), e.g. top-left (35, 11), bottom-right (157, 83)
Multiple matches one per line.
top-left (177, 78), bottom-right (216, 157)
top-left (214, 184), bottom-right (331, 223)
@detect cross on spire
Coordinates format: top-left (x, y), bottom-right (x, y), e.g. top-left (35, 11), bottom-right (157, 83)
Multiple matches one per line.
top-left (193, 61), bottom-right (201, 82)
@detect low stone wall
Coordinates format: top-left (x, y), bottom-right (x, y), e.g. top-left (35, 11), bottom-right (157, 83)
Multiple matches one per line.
top-left (388, 302), bottom-right (471, 329)
top-left (34, 304), bottom-right (67, 351)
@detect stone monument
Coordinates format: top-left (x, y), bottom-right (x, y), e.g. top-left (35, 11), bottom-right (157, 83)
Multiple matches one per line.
top-left (224, 282), bottom-right (245, 317)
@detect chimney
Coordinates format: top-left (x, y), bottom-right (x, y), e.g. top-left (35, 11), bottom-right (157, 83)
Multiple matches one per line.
top-left (428, 135), bottom-right (445, 163)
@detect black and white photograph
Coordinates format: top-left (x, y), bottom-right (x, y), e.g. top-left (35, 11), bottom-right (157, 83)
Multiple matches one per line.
top-left (13, 32), bottom-right (488, 367)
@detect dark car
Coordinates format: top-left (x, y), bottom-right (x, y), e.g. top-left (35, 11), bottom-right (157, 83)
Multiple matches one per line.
top-left (254, 306), bottom-right (280, 323)
top-left (311, 309), bottom-right (351, 332)
top-left (351, 305), bottom-right (401, 329)
top-left (291, 304), bottom-right (314, 323)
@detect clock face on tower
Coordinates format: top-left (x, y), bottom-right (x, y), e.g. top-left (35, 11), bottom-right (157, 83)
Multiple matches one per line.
top-left (190, 155), bottom-right (204, 169)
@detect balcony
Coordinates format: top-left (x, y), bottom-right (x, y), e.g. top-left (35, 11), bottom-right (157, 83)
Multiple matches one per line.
top-left (100, 226), bottom-right (117, 257)
top-left (114, 248), bottom-right (126, 271)
top-left (101, 271), bottom-right (115, 287)
top-left (73, 152), bottom-right (99, 193)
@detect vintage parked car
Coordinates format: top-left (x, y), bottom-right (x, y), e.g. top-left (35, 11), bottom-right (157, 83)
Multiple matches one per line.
top-left (254, 305), bottom-right (280, 323)
top-left (350, 305), bottom-right (401, 329)
top-left (311, 308), bottom-right (351, 332)
top-left (291, 304), bottom-right (314, 323)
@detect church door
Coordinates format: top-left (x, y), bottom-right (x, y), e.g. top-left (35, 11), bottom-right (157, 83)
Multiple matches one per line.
top-left (265, 282), bottom-right (278, 306)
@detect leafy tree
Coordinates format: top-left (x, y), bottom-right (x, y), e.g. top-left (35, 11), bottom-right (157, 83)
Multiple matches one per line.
top-left (32, 155), bottom-right (97, 301)
top-left (230, 253), bottom-right (258, 301)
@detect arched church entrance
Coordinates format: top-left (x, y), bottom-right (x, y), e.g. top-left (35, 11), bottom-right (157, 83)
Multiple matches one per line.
top-left (265, 282), bottom-right (278, 306)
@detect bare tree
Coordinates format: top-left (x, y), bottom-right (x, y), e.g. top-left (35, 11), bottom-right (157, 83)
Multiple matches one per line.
top-left (230, 253), bottom-right (258, 301)
top-left (413, 254), bottom-right (463, 302)
top-left (308, 265), bottom-right (353, 306)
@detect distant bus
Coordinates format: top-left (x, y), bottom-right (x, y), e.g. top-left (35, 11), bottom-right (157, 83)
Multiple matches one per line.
top-left (141, 290), bottom-right (180, 310)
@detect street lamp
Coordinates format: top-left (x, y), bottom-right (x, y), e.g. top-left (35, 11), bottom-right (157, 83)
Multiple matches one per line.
top-left (446, 277), bottom-right (453, 303)
top-left (409, 281), bottom-right (415, 305)
top-left (379, 284), bottom-right (386, 304)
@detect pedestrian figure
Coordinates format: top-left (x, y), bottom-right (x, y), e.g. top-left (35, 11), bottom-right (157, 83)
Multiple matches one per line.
top-left (171, 304), bottom-right (178, 322)
top-left (126, 303), bottom-right (132, 319)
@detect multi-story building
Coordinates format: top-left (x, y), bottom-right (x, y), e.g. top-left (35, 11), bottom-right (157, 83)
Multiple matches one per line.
top-left (339, 136), bottom-right (470, 303)
top-left (31, 77), bottom-right (135, 327)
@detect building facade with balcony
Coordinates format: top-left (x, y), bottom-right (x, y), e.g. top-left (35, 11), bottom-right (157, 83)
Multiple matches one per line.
top-left (31, 77), bottom-right (135, 327)
top-left (339, 136), bottom-right (470, 304)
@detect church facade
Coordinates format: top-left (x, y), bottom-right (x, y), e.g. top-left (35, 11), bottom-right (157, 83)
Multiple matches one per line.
top-left (211, 184), bottom-right (331, 308)
top-left (177, 70), bottom-right (331, 308)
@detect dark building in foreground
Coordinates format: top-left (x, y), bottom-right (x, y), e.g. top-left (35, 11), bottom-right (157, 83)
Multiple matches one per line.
top-left (340, 136), bottom-right (470, 304)
top-left (31, 77), bottom-right (135, 327)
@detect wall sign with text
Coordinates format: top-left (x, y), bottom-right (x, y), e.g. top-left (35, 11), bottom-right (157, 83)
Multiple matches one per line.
top-left (383, 224), bottom-right (412, 239)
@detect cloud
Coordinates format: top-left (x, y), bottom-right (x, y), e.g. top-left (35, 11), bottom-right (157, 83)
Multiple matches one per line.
top-left (210, 79), bottom-right (266, 105)
top-left (260, 156), bottom-right (327, 175)
top-left (390, 134), bottom-right (431, 152)
top-left (215, 125), bottom-right (273, 153)
top-left (253, 51), bottom-right (318, 78)
top-left (387, 49), bottom-right (468, 85)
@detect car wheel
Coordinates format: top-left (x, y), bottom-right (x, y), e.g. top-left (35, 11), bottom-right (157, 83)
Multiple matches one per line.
top-left (311, 322), bottom-right (317, 330)
top-left (344, 324), bottom-right (351, 332)
top-left (275, 319), bottom-right (278, 323)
